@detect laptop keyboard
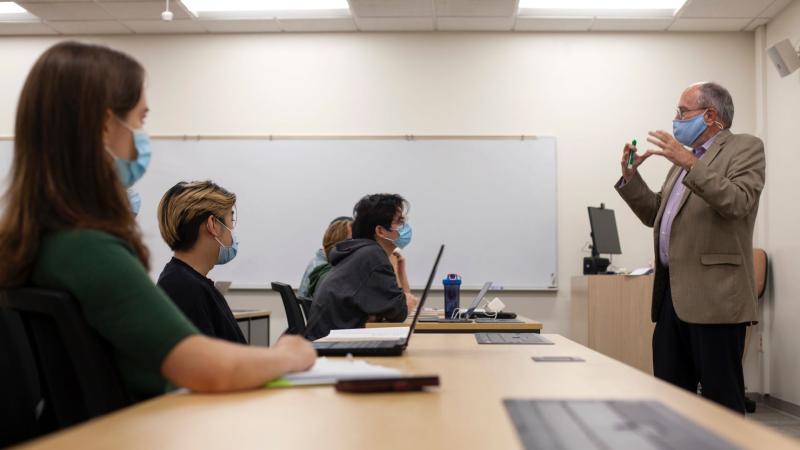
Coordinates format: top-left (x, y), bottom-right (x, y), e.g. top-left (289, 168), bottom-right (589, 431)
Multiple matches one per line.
top-left (314, 340), bottom-right (402, 349)
top-left (475, 333), bottom-right (553, 345)
top-left (504, 400), bottom-right (737, 450)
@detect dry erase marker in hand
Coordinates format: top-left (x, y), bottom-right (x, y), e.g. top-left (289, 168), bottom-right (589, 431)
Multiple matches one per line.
top-left (626, 139), bottom-right (637, 169)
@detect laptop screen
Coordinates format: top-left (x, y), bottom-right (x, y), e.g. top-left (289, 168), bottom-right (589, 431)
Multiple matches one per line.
top-left (464, 281), bottom-right (493, 317)
top-left (404, 244), bottom-right (445, 342)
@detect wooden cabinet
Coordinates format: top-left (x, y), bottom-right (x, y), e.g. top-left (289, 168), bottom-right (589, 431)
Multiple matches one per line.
top-left (571, 275), bottom-right (655, 374)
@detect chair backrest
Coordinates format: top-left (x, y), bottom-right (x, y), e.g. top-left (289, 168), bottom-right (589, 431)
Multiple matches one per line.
top-left (753, 248), bottom-right (768, 299)
top-left (0, 288), bottom-right (131, 433)
top-left (0, 305), bottom-right (49, 446)
top-left (296, 296), bottom-right (312, 320)
top-left (271, 282), bottom-right (306, 334)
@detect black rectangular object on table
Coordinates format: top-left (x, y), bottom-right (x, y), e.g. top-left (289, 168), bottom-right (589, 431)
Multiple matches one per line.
top-left (335, 376), bottom-right (440, 393)
top-left (471, 311), bottom-right (517, 319)
top-left (475, 333), bottom-right (553, 345)
top-left (503, 399), bottom-right (739, 450)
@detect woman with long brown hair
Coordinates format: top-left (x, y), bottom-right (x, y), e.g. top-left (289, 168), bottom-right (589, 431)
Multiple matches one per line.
top-left (0, 41), bottom-right (315, 401)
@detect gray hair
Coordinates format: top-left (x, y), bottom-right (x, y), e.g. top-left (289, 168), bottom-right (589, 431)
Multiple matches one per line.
top-left (695, 82), bottom-right (734, 129)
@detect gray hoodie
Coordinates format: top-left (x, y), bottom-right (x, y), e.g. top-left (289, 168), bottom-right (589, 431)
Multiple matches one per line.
top-left (304, 239), bottom-right (407, 341)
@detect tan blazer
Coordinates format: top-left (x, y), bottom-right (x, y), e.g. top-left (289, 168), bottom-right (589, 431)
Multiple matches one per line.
top-left (616, 129), bottom-right (765, 324)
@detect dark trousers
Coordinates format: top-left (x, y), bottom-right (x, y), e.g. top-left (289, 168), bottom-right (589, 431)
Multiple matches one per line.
top-left (653, 278), bottom-right (747, 414)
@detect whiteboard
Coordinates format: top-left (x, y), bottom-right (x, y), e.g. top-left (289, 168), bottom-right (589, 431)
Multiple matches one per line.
top-left (0, 137), bottom-right (557, 289)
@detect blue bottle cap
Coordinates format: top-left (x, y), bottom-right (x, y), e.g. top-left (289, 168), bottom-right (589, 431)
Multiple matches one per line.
top-left (443, 274), bottom-right (462, 285)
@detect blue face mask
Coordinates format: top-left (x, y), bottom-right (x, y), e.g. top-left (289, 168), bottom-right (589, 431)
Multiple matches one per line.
top-left (127, 189), bottom-right (141, 217)
top-left (672, 110), bottom-right (708, 147)
top-left (382, 223), bottom-right (413, 249)
top-left (214, 218), bottom-right (238, 265)
top-left (107, 118), bottom-right (152, 188)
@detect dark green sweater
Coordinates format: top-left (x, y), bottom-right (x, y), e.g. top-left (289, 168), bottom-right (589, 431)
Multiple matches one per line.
top-left (306, 262), bottom-right (332, 298)
top-left (29, 229), bottom-right (198, 401)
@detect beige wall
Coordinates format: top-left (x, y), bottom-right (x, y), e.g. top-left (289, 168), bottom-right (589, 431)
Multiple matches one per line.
top-left (0, 32), bottom-right (760, 370)
top-left (764, 0), bottom-right (800, 406)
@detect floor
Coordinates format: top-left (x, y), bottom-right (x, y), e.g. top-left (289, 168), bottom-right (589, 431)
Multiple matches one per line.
top-left (748, 400), bottom-right (800, 440)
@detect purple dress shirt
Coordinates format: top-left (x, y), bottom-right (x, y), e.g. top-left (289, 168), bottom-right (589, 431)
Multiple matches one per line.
top-left (658, 132), bottom-right (721, 267)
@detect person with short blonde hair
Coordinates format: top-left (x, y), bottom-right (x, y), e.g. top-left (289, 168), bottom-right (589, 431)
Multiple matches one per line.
top-left (157, 180), bottom-right (245, 344)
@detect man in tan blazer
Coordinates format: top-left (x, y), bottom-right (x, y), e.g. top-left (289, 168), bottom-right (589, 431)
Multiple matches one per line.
top-left (616, 82), bottom-right (765, 414)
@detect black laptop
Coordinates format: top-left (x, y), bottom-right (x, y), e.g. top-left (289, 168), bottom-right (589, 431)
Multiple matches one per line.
top-left (312, 244), bottom-right (444, 357)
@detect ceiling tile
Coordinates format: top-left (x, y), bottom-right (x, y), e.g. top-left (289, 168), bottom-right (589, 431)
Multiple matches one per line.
top-left (97, 1), bottom-right (191, 20)
top-left (678, 0), bottom-right (774, 19)
top-left (355, 17), bottom-right (434, 31)
top-left (348, 0), bottom-right (433, 18)
top-left (122, 19), bottom-right (206, 33)
top-left (758, 0), bottom-right (793, 18)
top-left (18, 2), bottom-right (112, 20)
top-left (514, 16), bottom-right (592, 31)
top-left (279, 17), bottom-right (357, 32)
top-left (0, 21), bottom-right (57, 35)
top-left (15, 0), bottom-right (93, 2)
top-left (745, 17), bottom-right (770, 30)
top-left (434, 0), bottom-right (517, 17)
top-left (437, 16), bottom-right (514, 31)
top-left (590, 17), bottom-right (673, 31)
top-left (669, 17), bottom-right (752, 31)
top-left (198, 19), bottom-right (281, 33)
top-left (47, 19), bottom-right (131, 34)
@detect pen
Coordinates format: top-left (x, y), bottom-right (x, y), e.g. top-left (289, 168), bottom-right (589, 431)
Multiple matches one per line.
top-left (627, 139), bottom-right (637, 169)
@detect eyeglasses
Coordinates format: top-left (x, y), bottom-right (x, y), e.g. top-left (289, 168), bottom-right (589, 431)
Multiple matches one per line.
top-left (214, 208), bottom-right (237, 230)
top-left (675, 107), bottom-right (708, 120)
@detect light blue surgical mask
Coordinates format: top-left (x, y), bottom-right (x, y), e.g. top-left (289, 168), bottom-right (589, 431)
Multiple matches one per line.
top-left (672, 110), bottom-right (708, 147)
top-left (381, 223), bottom-right (413, 249)
top-left (127, 189), bottom-right (141, 217)
top-left (107, 118), bottom-right (152, 188)
top-left (214, 218), bottom-right (238, 265)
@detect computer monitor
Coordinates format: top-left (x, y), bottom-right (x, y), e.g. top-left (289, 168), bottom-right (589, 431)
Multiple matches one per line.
top-left (587, 205), bottom-right (621, 256)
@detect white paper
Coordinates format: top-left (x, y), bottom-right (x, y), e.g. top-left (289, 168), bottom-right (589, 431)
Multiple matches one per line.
top-left (283, 357), bottom-right (401, 385)
top-left (318, 327), bottom-right (410, 342)
top-left (628, 267), bottom-right (654, 276)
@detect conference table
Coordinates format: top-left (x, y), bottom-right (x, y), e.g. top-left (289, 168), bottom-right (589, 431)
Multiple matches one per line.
top-left (16, 334), bottom-right (799, 450)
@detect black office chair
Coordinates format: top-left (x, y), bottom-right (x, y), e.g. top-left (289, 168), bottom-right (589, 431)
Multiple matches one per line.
top-left (0, 288), bottom-right (131, 437)
top-left (296, 295), bottom-right (313, 321)
top-left (271, 282), bottom-right (307, 335)
top-left (0, 305), bottom-right (49, 447)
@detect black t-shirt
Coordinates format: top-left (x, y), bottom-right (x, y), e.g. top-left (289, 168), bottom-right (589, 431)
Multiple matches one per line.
top-left (157, 257), bottom-right (246, 345)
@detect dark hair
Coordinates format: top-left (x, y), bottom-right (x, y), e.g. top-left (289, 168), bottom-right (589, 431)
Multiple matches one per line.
top-left (157, 180), bottom-right (236, 252)
top-left (351, 194), bottom-right (408, 240)
top-left (329, 216), bottom-right (353, 225)
top-left (0, 41), bottom-right (148, 286)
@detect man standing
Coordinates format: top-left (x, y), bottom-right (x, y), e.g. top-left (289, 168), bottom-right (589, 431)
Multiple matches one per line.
top-left (616, 82), bottom-right (765, 413)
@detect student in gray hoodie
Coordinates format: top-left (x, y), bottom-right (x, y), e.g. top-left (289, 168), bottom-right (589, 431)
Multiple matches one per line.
top-left (304, 193), bottom-right (418, 341)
